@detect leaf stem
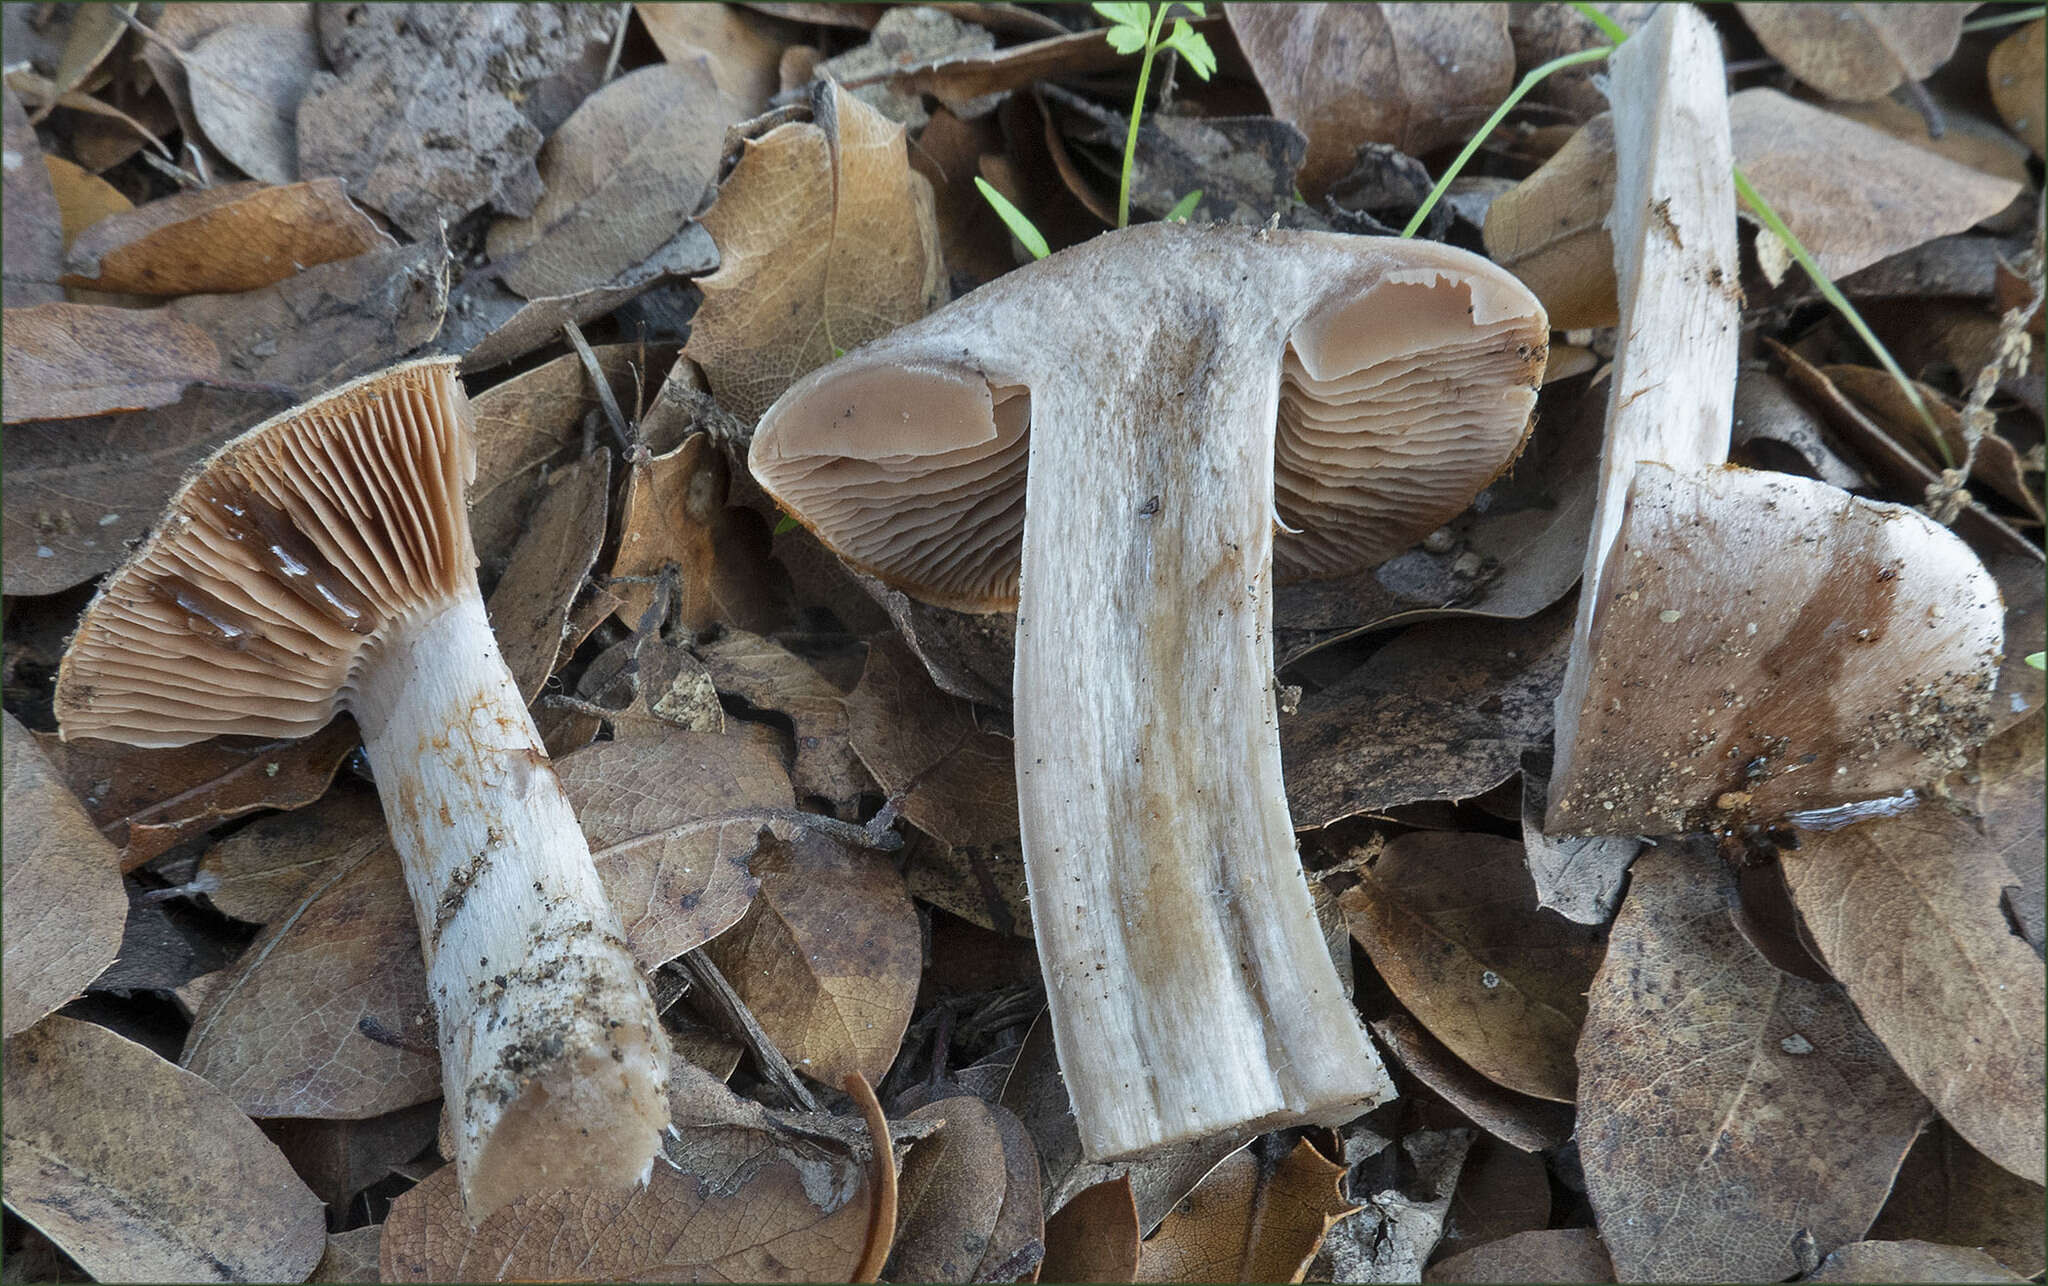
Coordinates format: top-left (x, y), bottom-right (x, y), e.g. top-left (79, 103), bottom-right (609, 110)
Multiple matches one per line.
top-left (1117, 3), bottom-right (1173, 229)
top-left (1731, 165), bottom-right (1951, 464)
top-left (1961, 6), bottom-right (2044, 32)
top-left (1401, 45), bottom-right (1614, 239)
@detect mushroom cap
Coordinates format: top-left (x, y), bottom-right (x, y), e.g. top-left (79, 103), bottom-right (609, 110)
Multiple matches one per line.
top-left (55, 358), bottom-right (478, 748)
top-left (750, 223), bottom-right (1547, 612)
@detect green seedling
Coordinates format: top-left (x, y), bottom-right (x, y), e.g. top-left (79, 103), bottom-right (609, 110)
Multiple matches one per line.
top-left (975, 176), bottom-right (1050, 260)
top-left (1165, 189), bottom-right (1203, 222)
top-left (1962, 6), bottom-right (2044, 32)
top-left (2028, 651), bottom-right (2046, 670)
top-left (1093, 1), bottom-right (1217, 227)
top-left (774, 512), bottom-right (801, 535)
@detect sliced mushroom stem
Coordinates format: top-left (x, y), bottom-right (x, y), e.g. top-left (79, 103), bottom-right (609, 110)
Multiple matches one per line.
top-left (350, 594), bottom-right (669, 1219)
top-left (1015, 346), bottom-right (1379, 1160)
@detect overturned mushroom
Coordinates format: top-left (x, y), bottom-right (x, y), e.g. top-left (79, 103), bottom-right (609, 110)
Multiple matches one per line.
top-left (55, 359), bottom-right (668, 1220)
top-left (751, 223), bottom-right (1548, 1159)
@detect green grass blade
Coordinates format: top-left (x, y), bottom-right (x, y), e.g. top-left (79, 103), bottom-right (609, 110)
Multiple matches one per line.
top-left (1165, 189), bottom-right (1202, 222)
top-left (1568, 1), bottom-right (1630, 45)
top-left (1962, 6), bottom-right (2043, 32)
top-left (975, 177), bottom-right (1051, 260)
top-left (1731, 165), bottom-right (1951, 464)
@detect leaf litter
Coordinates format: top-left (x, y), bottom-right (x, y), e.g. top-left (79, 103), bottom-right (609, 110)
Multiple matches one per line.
top-left (2, 3), bottom-right (2042, 1280)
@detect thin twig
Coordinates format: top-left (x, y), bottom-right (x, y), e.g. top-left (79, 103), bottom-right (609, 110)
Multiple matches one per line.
top-left (563, 318), bottom-right (634, 451)
top-left (677, 950), bottom-right (821, 1112)
top-left (600, 2), bottom-right (631, 86)
top-left (843, 1072), bottom-right (897, 1284)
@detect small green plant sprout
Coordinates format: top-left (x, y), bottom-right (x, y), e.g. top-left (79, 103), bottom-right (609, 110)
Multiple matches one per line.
top-left (2028, 651), bottom-right (2046, 671)
top-left (974, 176), bottom-right (1050, 260)
top-left (774, 511), bottom-right (802, 535)
top-left (1093, 1), bottom-right (1217, 228)
top-left (1165, 189), bottom-right (1203, 222)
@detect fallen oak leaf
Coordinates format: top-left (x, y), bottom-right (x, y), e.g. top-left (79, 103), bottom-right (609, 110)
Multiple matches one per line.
top-left (41, 156), bottom-right (132, 253)
top-left (483, 450), bottom-right (610, 703)
top-left (696, 627), bottom-right (873, 816)
top-left (1040, 1176), bottom-right (1140, 1285)
top-left (3, 1015), bottom-right (327, 1284)
top-left (1735, 3), bottom-right (1965, 103)
top-left (1988, 20), bottom-right (2044, 158)
top-left (62, 178), bottom-right (392, 296)
top-left (2, 85), bottom-right (64, 304)
top-left (1804, 1240), bottom-right (2026, 1283)
top-left (194, 787), bottom-right (388, 924)
top-left (1423, 1227), bottom-right (1615, 1284)
top-left (1870, 1120), bottom-right (2046, 1277)
top-left (1133, 1136), bottom-right (1356, 1283)
top-left (180, 21), bottom-right (323, 184)
top-left (885, 1094), bottom-right (1044, 1283)
top-left (1368, 1013), bottom-right (1575, 1154)
top-left (1, 302), bottom-right (222, 422)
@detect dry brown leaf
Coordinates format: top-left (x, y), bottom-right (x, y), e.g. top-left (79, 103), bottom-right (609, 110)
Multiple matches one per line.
top-left (42, 156), bottom-right (131, 251)
top-left (702, 827), bottom-right (921, 1087)
top-left (262, 1101), bottom-right (440, 1210)
top-left (180, 844), bottom-right (441, 1119)
top-left (3, 86), bottom-right (64, 305)
top-left (297, 5), bottom-right (614, 239)
top-left (1734, 89), bottom-right (2023, 281)
top-left (1736, 4), bottom-right (1965, 102)
top-left (846, 634), bottom-right (1017, 848)
top-left (1133, 1138), bottom-right (1356, 1284)
top-left (908, 106), bottom-right (1017, 291)
top-left (1, 301), bottom-right (221, 422)
top-left (558, 731), bottom-right (792, 969)
top-left (609, 433), bottom-right (792, 634)
top-left (1806, 1240), bottom-right (2026, 1283)
top-left (837, 23), bottom-right (1156, 113)
top-left (1224, 4), bottom-right (1514, 197)
top-left (45, 2), bottom-right (133, 108)
top-left (1988, 20), bottom-right (2045, 157)
top-left (1342, 833), bottom-right (1603, 1103)
top-left (696, 629), bottom-right (874, 815)
top-left (195, 787), bottom-right (384, 925)
top-left (486, 60), bottom-right (731, 299)
top-left (1041, 1176), bottom-right (1141, 1285)
top-left (483, 450), bottom-right (610, 703)
top-left (637, 1), bottom-right (789, 117)
top-left (688, 77), bottom-right (943, 421)
top-left (1822, 364), bottom-right (2042, 520)
top-left (1368, 1014), bottom-right (1576, 1154)
top-left (311, 1226), bottom-right (383, 1284)
top-left (1284, 604), bottom-right (1572, 830)
top-left (136, 4), bottom-right (313, 182)
top-left (380, 1138), bottom-right (874, 1283)
top-left (1435, 1134), bottom-right (1550, 1262)
top-left (36, 718), bottom-right (359, 870)
top-left (160, 234), bottom-right (448, 395)
top-left (886, 1094), bottom-right (1045, 1282)
top-left (1578, 844), bottom-right (1933, 1283)
top-left (1313, 1126), bottom-right (1471, 1283)
top-left (1781, 727), bottom-right (2047, 1185)
top-left (1481, 113), bottom-right (1619, 331)
top-left (1870, 1120), bottom-right (2046, 1277)
top-left (563, 634), bottom-right (728, 744)
top-left (2, 1015), bottom-right (327, 1283)
top-left (1, 712), bottom-right (126, 1038)
top-left (185, 22), bottom-right (321, 183)
top-left (904, 827), bottom-right (1032, 938)
top-left (1423, 1227), bottom-right (1615, 1284)
top-left (467, 343), bottom-right (668, 571)
top-left (63, 178), bottom-right (390, 296)
top-left (1518, 758), bottom-right (1637, 928)
top-left (1508, 4), bottom-right (1655, 121)
top-left (1827, 94), bottom-right (2035, 193)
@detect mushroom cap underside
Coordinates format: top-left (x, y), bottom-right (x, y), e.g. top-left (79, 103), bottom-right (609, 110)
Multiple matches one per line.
top-left (750, 224), bottom-right (1547, 612)
top-left (55, 358), bottom-right (479, 748)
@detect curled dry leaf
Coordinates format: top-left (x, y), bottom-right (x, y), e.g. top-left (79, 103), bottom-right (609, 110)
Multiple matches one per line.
top-left (184, 21), bottom-right (322, 184)
top-left (702, 827), bottom-right (921, 1087)
top-left (609, 433), bottom-right (792, 635)
top-left (2, 86), bottom-right (65, 305)
top-left (62, 178), bottom-right (391, 296)
top-left (1518, 757), bottom-right (1637, 927)
top-left (1805, 1240), bottom-right (2026, 1283)
top-left (136, 3), bottom-right (315, 182)
top-left (466, 342), bottom-right (669, 572)
top-left (1988, 20), bottom-right (2045, 158)
top-left (1735, 3), bottom-right (1965, 102)
top-left (1341, 833), bottom-right (1604, 1103)
top-left (197, 786), bottom-right (388, 924)
top-left (1134, 1138), bottom-right (1356, 1284)
top-left (1423, 1227), bottom-right (1615, 1284)
top-left (1577, 844), bottom-right (1933, 1283)
top-left (1868, 1120), bottom-right (2046, 1277)
top-left (1283, 602), bottom-right (1572, 829)
top-left (34, 717), bottom-right (359, 870)
top-left (886, 1094), bottom-right (1045, 1283)
top-left (562, 634), bottom-right (728, 744)
top-left (1041, 1176), bottom-right (1141, 1285)
top-left (1, 711), bottom-right (126, 1038)
top-left (558, 730), bottom-right (794, 969)
top-left (483, 450), bottom-right (610, 703)
top-left (1310, 1127), bottom-right (1470, 1284)
top-left (180, 845), bottom-right (442, 1119)
top-left (1368, 1014), bottom-right (1575, 1154)
top-left (847, 635), bottom-right (1017, 849)
top-left (1, 302), bottom-right (221, 423)
top-left (42, 156), bottom-right (131, 253)
top-left (44, 2), bottom-right (133, 110)
top-left (696, 628), bottom-right (873, 815)
top-left (486, 60), bottom-right (731, 300)
top-left (1224, 3), bottom-right (1513, 198)
top-left (261, 1101), bottom-right (441, 1210)
top-left (1, 384), bottom-right (294, 595)
top-left (1781, 722), bottom-right (2047, 1185)
top-left (687, 78), bottom-right (944, 422)
top-left (2, 1016), bottom-right (326, 1284)
top-left (636, 1), bottom-right (789, 118)
top-left (819, 7), bottom-right (998, 128)
top-left (1482, 114), bottom-right (1619, 331)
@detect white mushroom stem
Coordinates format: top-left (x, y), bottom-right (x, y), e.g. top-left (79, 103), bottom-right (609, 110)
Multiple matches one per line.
top-left (348, 592), bottom-right (669, 1221)
top-left (1015, 324), bottom-right (1385, 1161)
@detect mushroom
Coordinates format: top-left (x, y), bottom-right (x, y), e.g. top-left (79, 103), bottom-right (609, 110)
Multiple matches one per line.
top-left (54, 358), bottom-right (668, 1220)
top-left (750, 224), bottom-right (1549, 1158)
